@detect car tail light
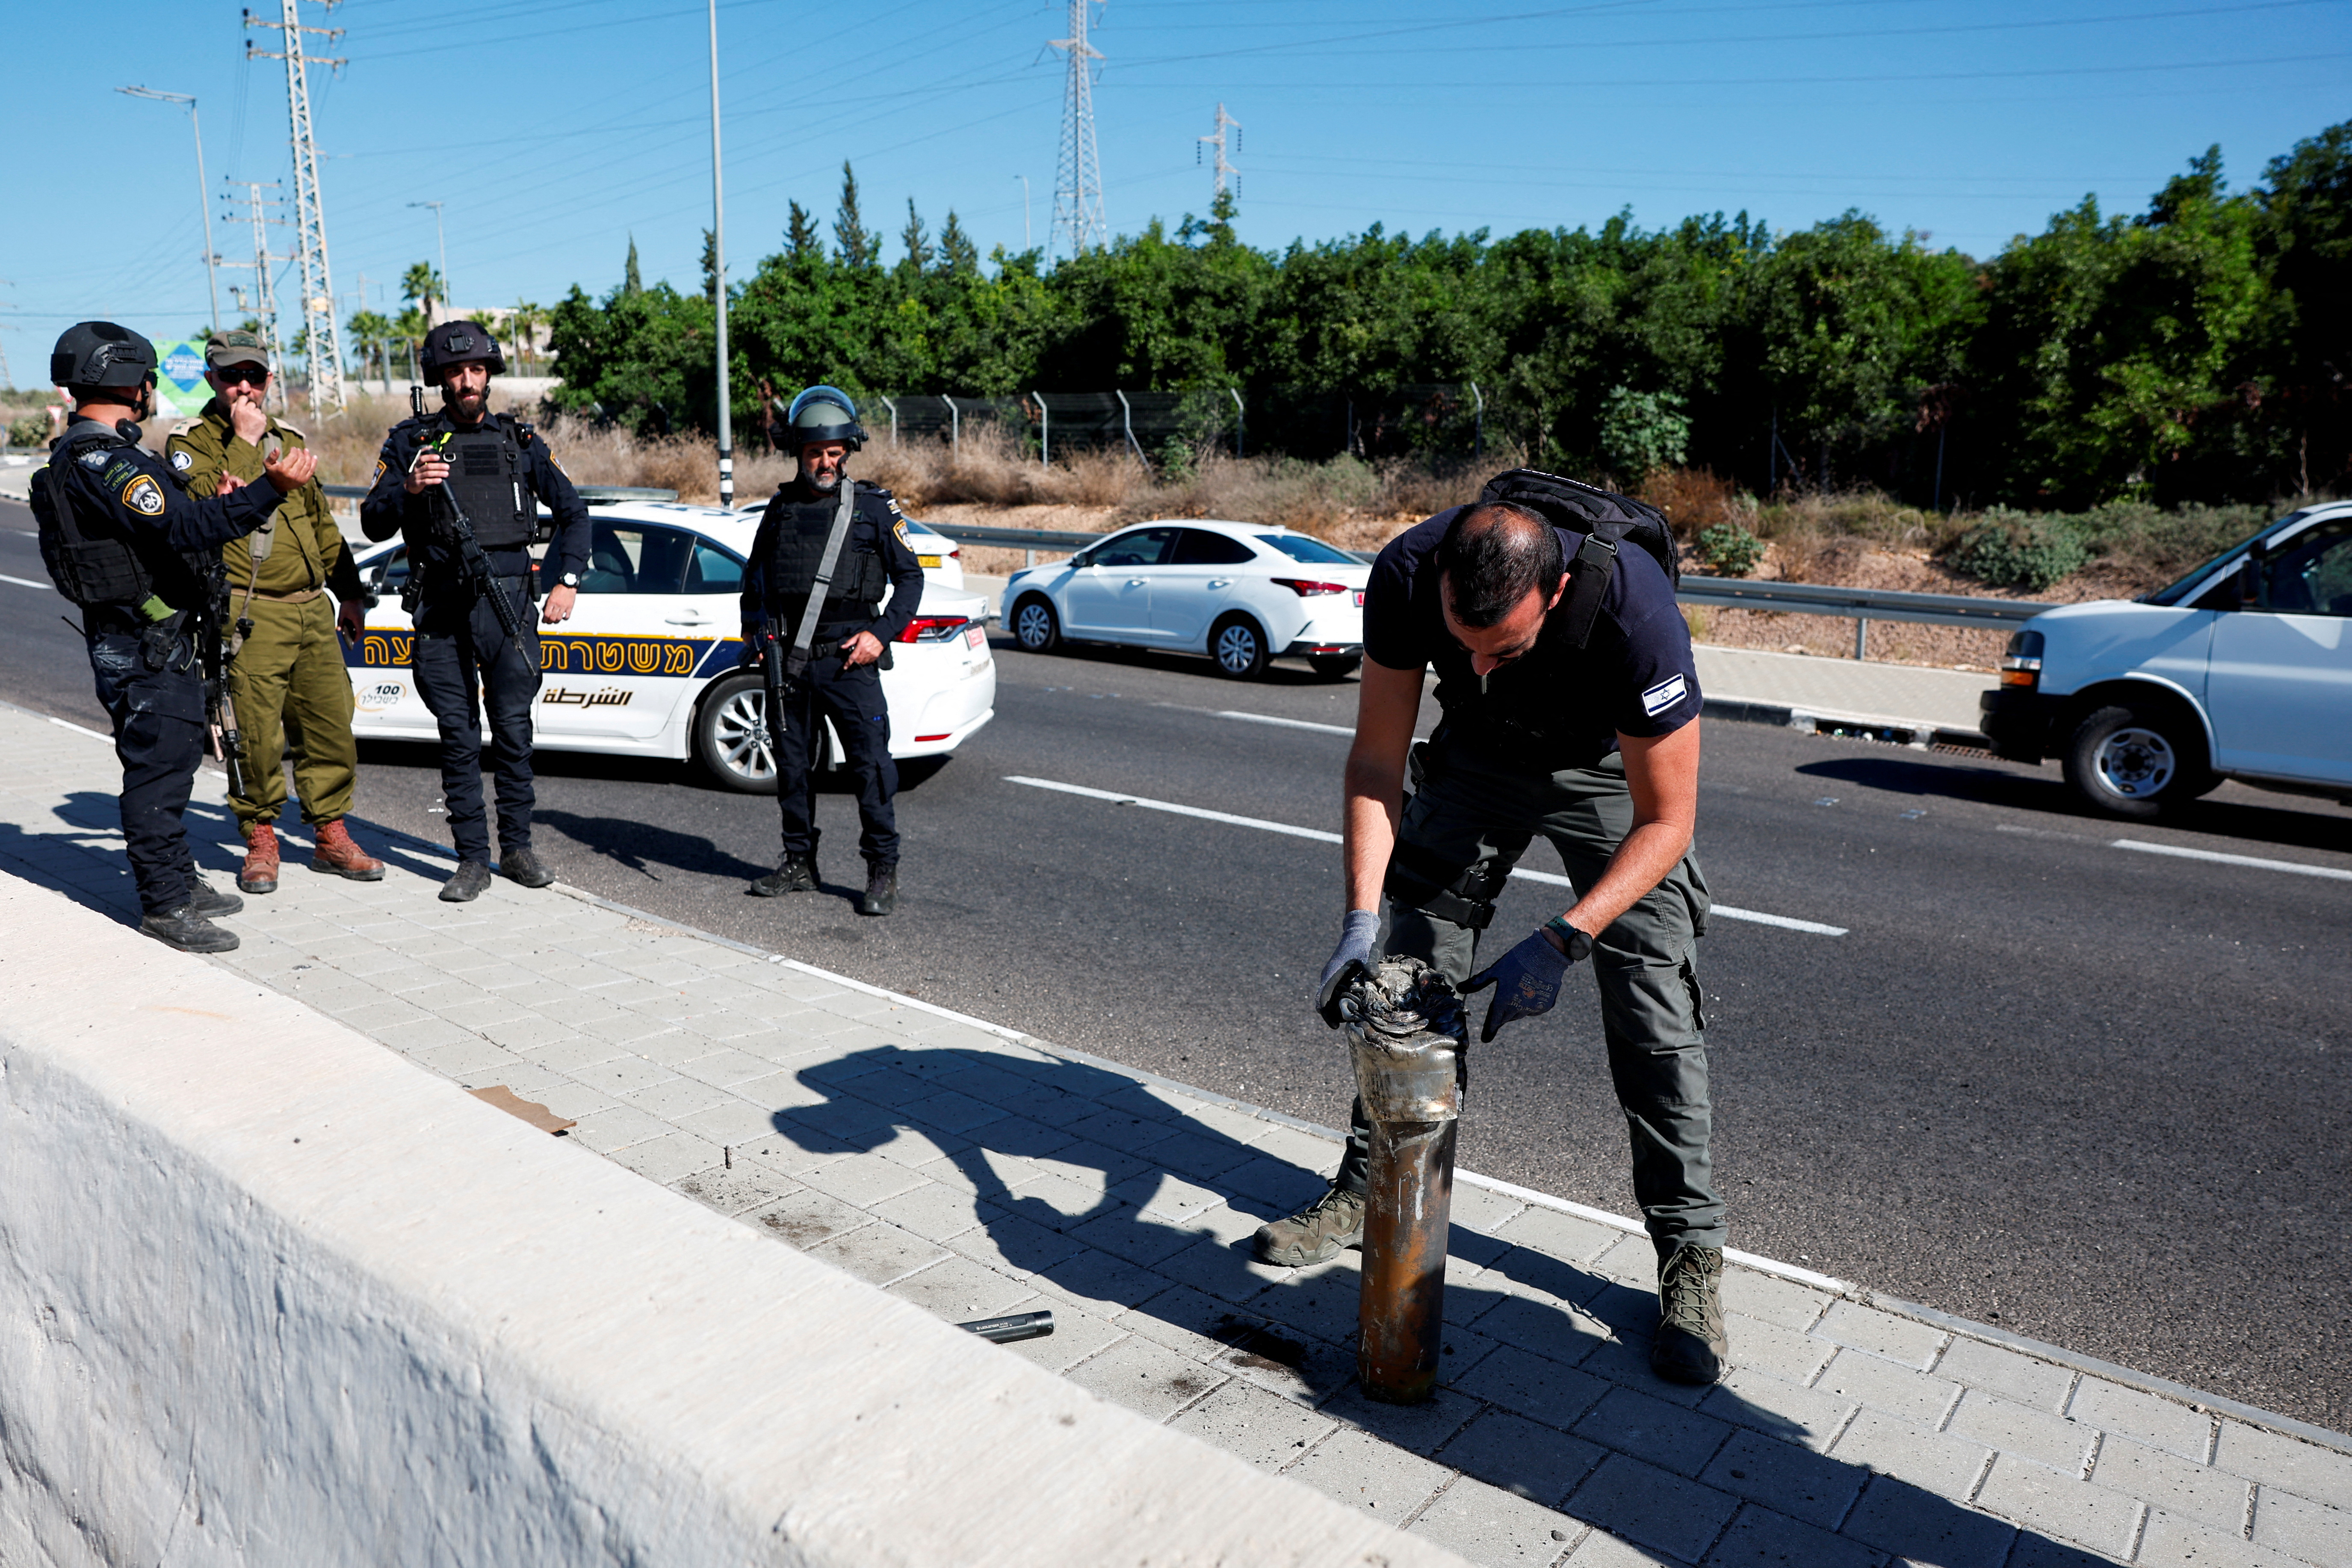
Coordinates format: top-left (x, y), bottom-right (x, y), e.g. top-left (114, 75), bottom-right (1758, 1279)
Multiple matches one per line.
top-left (1273, 578), bottom-right (1348, 596)
top-left (914, 732), bottom-right (951, 742)
top-left (1353, 589), bottom-right (1365, 607)
top-left (897, 615), bottom-right (973, 643)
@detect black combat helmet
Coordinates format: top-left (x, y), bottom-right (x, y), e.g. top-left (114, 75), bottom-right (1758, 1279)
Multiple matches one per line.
top-left (420, 318), bottom-right (507, 379)
top-left (51, 321), bottom-right (158, 392)
top-left (786, 384), bottom-right (866, 451)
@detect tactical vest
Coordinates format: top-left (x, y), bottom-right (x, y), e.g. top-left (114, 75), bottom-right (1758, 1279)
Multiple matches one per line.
top-left (762, 487), bottom-right (889, 623)
top-left (30, 422), bottom-right (193, 609)
top-left (431, 417), bottom-right (538, 548)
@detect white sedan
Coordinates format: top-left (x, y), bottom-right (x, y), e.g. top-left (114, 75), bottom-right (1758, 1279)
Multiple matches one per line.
top-left (1002, 519), bottom-right (1370, 679)
top-left (345, 499), bottom-right (995, 792)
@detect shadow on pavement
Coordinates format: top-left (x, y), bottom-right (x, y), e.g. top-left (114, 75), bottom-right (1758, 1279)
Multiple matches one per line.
top-left (763, 1042), bottom-right (2094, 1564)
top-left (989, 633), bottom-right (1359, 689)
top-left (1797, 753), bottom-right (2352, 854)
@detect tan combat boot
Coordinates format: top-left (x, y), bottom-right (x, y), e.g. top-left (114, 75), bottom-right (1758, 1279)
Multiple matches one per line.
top-left (311, 819), bottom-right (385, 882)
top-left (238, 822), bottom-right (281, 894)
top-left (1651, 1243), bottom-right (1729, 1385)
top-left (1252, 1185), bottom-right (1367, 1267)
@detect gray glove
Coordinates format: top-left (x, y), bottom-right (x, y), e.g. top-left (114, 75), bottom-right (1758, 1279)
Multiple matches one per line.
top-left (1315, 909), bottom-right (1382, 1027)
top-left (1464, 922), bottom-right (1593, 1043)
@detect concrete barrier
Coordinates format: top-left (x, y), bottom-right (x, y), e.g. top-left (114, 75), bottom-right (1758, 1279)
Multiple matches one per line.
top-left (0, 873), bottom-right (1464, 1567)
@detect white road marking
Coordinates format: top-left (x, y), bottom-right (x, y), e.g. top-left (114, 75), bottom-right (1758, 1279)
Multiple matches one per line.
top-left (48, 715), bottom-right (112, 742)
top-left (1004, 775), bottom-right (1848, 934)
top-left (1209, 709), bottom-right (1356, 737)
top-left (1, 573), bottom-right (54, 591)
top-left (2114, 839), bottom-right (2352, 883)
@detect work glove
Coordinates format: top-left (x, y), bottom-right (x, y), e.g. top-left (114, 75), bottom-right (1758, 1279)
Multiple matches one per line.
top-left (1315, 909), bottom-right (1383, 1028)
top-left (1463, 922), bottom-right (1593, 1043)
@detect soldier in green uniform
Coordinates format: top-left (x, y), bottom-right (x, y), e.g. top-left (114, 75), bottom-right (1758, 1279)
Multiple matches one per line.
top-left (167, 331), bottom-right (384, 893)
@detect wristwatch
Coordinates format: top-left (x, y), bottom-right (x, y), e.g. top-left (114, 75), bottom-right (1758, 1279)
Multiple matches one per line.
top-left (557, 571), bottom-right (579, 589)
top-left (1542, 914), bottom-right (1594, 961)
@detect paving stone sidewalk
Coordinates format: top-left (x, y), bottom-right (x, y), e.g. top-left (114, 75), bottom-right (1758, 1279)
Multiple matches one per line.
top-left (1, 702), bottom-right (2346, 1568)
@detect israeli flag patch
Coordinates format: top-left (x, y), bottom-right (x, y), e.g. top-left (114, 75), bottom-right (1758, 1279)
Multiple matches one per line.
top-left (1640, 673), bottom-right (1688, 717)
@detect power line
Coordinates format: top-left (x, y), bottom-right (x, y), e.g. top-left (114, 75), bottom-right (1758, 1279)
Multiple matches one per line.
top-left (1049, 0), bottom-right (1108, 258)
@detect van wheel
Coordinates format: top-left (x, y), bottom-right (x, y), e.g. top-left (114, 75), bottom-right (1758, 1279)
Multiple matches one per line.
top-left (694, 672), bottom-right (781, 794)
top-left (2062, 703), bottom-right (2211, 819)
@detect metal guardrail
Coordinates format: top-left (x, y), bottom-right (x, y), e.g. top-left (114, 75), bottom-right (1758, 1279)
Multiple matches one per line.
top-left (321, 483), bottom-right (678, 504)
top-left (921, 522), bottom-right (1105, 549)
top-left (1674, 576), bottom-right (2054, 628)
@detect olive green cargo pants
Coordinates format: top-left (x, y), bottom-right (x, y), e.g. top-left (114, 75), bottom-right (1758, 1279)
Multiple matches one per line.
top-left (1336, 740), bottom-right (1726, 1252)
top-left (227, 594), bottom-right (360, 830)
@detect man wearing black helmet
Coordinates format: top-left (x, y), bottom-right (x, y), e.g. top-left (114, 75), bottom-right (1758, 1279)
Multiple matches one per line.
top-left (741, 386), bottom-right (925, 916)
top-left (360, 318), bottom-right (591, 903)
top-left (30, 321), bottom-right (321, 953)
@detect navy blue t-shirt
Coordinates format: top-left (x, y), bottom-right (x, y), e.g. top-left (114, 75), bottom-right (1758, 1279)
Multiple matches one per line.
top-left (1363, 508), bottom-right (1702, 769)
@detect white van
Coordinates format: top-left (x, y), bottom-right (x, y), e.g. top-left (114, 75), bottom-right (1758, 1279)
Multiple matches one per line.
top-left (1978, 501), bottom-right (2352, 818)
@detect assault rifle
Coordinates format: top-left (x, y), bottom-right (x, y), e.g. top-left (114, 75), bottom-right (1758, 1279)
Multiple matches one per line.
top-left (759, 623), bottom-right (789, 750)
top-left (196, 571), bottom-right (250, 800)
top-left (408, 387), bottom-right (532, 664)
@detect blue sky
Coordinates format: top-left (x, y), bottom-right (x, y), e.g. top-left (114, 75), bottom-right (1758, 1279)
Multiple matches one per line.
top-left (4, 0), bottom-right (2349, 378)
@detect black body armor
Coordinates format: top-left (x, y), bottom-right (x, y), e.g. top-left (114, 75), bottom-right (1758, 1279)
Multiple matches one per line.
top-left (31, 422), bottom-right (204, 609)
top-left (763, 487), bottom-right (890, 625)
top-left (435, 419), bottom-right (540, 549)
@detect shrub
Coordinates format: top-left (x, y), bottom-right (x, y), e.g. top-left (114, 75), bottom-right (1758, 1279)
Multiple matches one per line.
top-left (7, 413), bottom-right (50, 448)
top-left (1944, 508), bottom-right (2090, 590)
top-left (1696, 523), bottom-right (1766, 576)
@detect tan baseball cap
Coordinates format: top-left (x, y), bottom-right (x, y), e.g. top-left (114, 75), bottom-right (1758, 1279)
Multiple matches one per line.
top-left (204, 329), bottom-right (271, 371)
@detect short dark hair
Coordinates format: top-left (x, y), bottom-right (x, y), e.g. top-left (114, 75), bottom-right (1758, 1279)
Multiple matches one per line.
top-left (1436, 503), bottom-right (1564, 628)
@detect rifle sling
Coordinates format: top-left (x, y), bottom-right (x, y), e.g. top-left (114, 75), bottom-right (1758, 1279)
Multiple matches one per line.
top-left (786, 480), bottom-right (860, 676)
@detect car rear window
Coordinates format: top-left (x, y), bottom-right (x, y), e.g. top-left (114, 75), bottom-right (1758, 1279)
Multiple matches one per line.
top-left (1256, 533), bottom-right (1359, 566)
top-left (1172, 529), bottom-right (1256, 565)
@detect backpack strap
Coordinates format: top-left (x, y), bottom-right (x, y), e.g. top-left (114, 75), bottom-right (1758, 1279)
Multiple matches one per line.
top-left (1558, 531), bottom-right (1619, 649)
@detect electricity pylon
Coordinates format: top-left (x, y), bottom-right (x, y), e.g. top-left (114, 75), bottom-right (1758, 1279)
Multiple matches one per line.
top-left (219, 182), bottom-right (290, 413)
top-left (246, 0), bottom-right (348, 413)
top-left (1048, 0), bottom-right (1107, 258)
top-left (1198, 102), bottom-right (1240, 201)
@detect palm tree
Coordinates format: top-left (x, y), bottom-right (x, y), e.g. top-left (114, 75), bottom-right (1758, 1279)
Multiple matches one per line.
top-left (347, 309), bottom-right (394, 387)
top-left (508, 299), bottom-right (546, 375)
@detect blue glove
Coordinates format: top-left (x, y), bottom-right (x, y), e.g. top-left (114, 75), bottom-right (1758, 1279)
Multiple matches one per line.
top-left (1464, 922), bottom-right (1593, 1043)
top-left (1315, 909), bottom-right (1382, 1027)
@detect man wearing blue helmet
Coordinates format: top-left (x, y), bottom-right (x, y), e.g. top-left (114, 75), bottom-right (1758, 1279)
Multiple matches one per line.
top-left (741, 386), bottom-right (925, 915)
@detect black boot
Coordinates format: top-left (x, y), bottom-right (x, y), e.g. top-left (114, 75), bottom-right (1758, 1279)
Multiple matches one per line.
top-left (440, 860), bottom-right (494, 903)
top-left (500, 845), bottom-right (556, 888)
top-left (859, 862), bottom-right (898, 917)
top-left (186, 873), bottom-right (245, 919)
top-left (750, 856), bottom-right (818, 897)
top-left (141, 904), bottom-right (240, 954)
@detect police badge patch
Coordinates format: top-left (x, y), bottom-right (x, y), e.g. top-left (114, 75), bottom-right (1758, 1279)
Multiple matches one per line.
top-left (892, 516), bottom-right (909, 547)
top-left (170, 449), bottom-right (192, 473)
top-left (372, 458), bottom-right (387, 483)
top-left (121, 475), bottom-right (167, 517)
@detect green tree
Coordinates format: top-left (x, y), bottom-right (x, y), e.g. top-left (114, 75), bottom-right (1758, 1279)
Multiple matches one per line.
top-left (939, 210), bottom-right (979, 276)
top-left (834, 162), bottom-right (878, 269)
top-left (786, 201), bottom-right (821, 260)
top-left (624, 236), bottom-right (643, 297)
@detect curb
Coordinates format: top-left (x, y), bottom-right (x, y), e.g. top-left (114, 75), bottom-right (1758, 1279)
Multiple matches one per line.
top-left (1702, 694), bottom-right (1993, 753)
top-left (19, 698), bottom-right (2347, 1464)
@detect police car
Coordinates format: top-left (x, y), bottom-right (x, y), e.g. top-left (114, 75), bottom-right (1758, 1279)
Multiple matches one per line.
top-left (1979, 500), bottom-right (2352, 817)
top-left (345, 497), bottom-right (996, 792)
top-left (1001, 519), bottom-right (1370, 679)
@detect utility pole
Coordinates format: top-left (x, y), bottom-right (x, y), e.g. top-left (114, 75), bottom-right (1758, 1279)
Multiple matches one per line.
top-left (408, 200), bottom-right (449, 317)
top-left (1197, 102), bottom-right (1240, 201)
top-left (706, 0), bottom-right (733, 507)
top-left (219, 182), bottom-right (290, 413)
top-left (1048, 0), bottom-right (1107, 259)
top-left (246, 0), bottom-right (347, 414)
top-left (118, 87), bottom-right (222, 335)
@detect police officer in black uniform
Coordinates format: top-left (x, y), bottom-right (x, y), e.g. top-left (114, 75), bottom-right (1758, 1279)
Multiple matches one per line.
top-left (741, 386), bottom-right (925, 916)
top-left (359, 319), bottom-right (591, 903)
top-left (32, 322), bottom-right (318, 953)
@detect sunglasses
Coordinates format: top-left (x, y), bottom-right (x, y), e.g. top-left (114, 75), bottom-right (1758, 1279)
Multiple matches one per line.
top-left (214, 364), bottom-right (269, 387)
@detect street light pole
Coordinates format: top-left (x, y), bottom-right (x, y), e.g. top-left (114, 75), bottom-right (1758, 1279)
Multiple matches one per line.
top-left (118, 86), bottom-right (222, 334)
top-left (408, 200), bottom-right (448, 317)
top-left (707, 0), bottom-right (733, 507)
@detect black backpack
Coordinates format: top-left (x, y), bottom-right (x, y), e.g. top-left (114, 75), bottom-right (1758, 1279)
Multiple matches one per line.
top-left (1475, 468), bottom-right (1679, 648)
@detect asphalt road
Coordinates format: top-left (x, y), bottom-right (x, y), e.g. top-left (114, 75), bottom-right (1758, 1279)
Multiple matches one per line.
top-left (5, 498), bottom-right (2348, 1430)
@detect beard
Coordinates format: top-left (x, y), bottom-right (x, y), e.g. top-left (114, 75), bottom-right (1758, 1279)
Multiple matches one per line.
top-left (442, 381), bottom-right (488, 419)
top-left (804, 466), bottom-right (843, 492)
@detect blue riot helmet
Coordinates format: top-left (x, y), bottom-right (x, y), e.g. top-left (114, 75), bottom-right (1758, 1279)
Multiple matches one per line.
top-left (786, 385), bottom-right (866, 452)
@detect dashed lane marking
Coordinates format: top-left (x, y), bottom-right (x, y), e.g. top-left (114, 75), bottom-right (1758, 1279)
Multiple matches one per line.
top-left (2114, 838), bottom-right (2352, 883)
top-left (1004, 775), bottom-right (1848, 935)
top-left (1, 573), bottom-right (54, 591)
